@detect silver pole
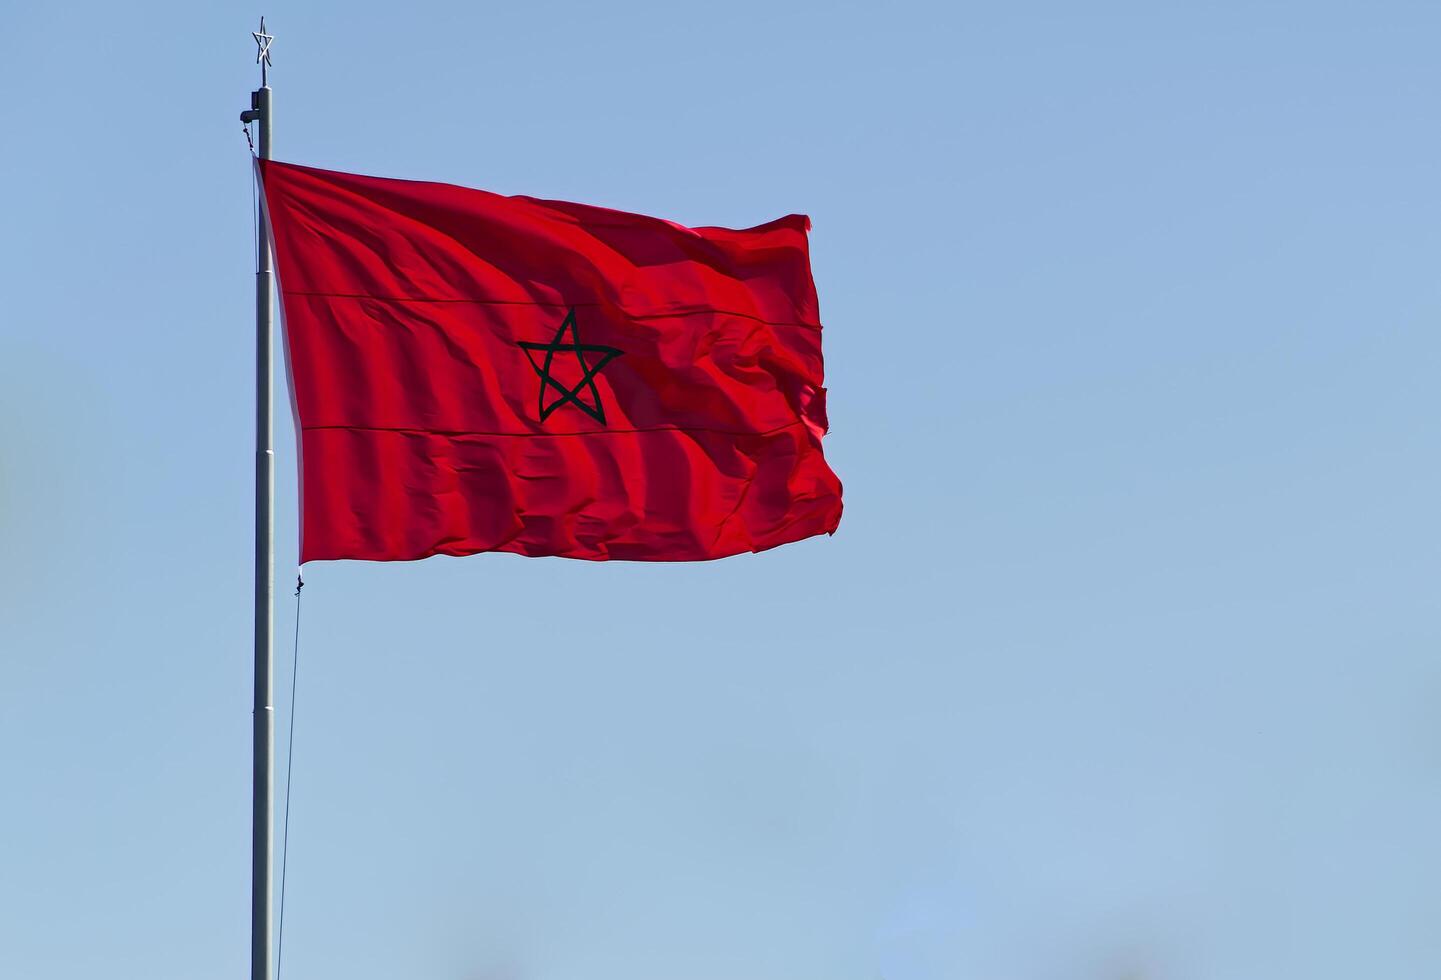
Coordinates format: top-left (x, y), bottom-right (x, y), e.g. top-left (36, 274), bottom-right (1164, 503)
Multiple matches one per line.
top-left (242, 80), bottom-right (274, 980)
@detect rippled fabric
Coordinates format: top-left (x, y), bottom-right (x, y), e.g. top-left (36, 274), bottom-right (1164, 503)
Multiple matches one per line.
top-left (260, 160), bottom-right (843, 563)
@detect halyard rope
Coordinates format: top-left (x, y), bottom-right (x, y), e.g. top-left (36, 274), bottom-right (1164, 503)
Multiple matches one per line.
top-left (276, 575), bottom-right (304, 980)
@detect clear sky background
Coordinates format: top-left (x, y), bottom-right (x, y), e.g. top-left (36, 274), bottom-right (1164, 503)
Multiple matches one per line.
top-left (2, 2), bottom-right (1438, 978)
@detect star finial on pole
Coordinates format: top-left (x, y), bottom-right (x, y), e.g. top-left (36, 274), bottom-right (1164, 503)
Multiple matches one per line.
top-left (252, 16), bottom-right (274, 86)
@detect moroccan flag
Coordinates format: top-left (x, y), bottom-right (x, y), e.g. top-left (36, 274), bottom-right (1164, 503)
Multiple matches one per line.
top-left (259, 160), bottom-right (842, 563)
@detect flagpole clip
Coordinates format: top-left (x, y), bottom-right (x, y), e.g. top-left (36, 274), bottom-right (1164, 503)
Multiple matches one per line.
top-left (241, 88), bottom-right (266, 124)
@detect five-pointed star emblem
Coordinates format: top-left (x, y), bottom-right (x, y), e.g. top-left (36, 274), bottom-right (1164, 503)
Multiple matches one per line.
top-left (517, 307), bottom-right (623, 424)
top-left (252, 17), bottom-right (274, 76)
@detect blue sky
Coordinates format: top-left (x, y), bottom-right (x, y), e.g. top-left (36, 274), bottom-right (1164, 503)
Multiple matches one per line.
top-left (2, 2), bottom-right (1438, 978)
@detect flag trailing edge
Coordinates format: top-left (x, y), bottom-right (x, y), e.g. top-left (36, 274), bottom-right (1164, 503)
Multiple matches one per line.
top-left (258, 160), bottom-right (842, 563)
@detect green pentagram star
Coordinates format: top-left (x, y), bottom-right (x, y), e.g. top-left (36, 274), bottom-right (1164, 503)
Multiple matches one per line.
top-left (517, 307), bottom-right (623, 424)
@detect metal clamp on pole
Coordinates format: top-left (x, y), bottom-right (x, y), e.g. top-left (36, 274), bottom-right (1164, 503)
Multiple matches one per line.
top-left (242, 85), bottom-right (267, 124)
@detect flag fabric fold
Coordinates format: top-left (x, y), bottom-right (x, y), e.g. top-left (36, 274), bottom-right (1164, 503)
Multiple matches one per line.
top-left (259, 160), bottom-right (842, 563)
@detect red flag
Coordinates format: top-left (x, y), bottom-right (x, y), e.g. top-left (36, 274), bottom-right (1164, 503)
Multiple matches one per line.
top-left (259, 161), bottom-right (842, 563)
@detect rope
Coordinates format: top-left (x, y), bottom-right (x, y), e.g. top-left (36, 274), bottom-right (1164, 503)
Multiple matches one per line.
top-left (276, 574), bottom-right (304, 980)
top-left (247, 127), bottom-right (259, 275)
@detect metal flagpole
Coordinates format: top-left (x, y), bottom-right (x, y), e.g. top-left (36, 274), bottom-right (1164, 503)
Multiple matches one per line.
top-left (241, 17), bottom-right (275, 980)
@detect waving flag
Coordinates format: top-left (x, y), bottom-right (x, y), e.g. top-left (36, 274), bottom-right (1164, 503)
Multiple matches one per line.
top-left (259, 161), bottom-right (842, 562)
